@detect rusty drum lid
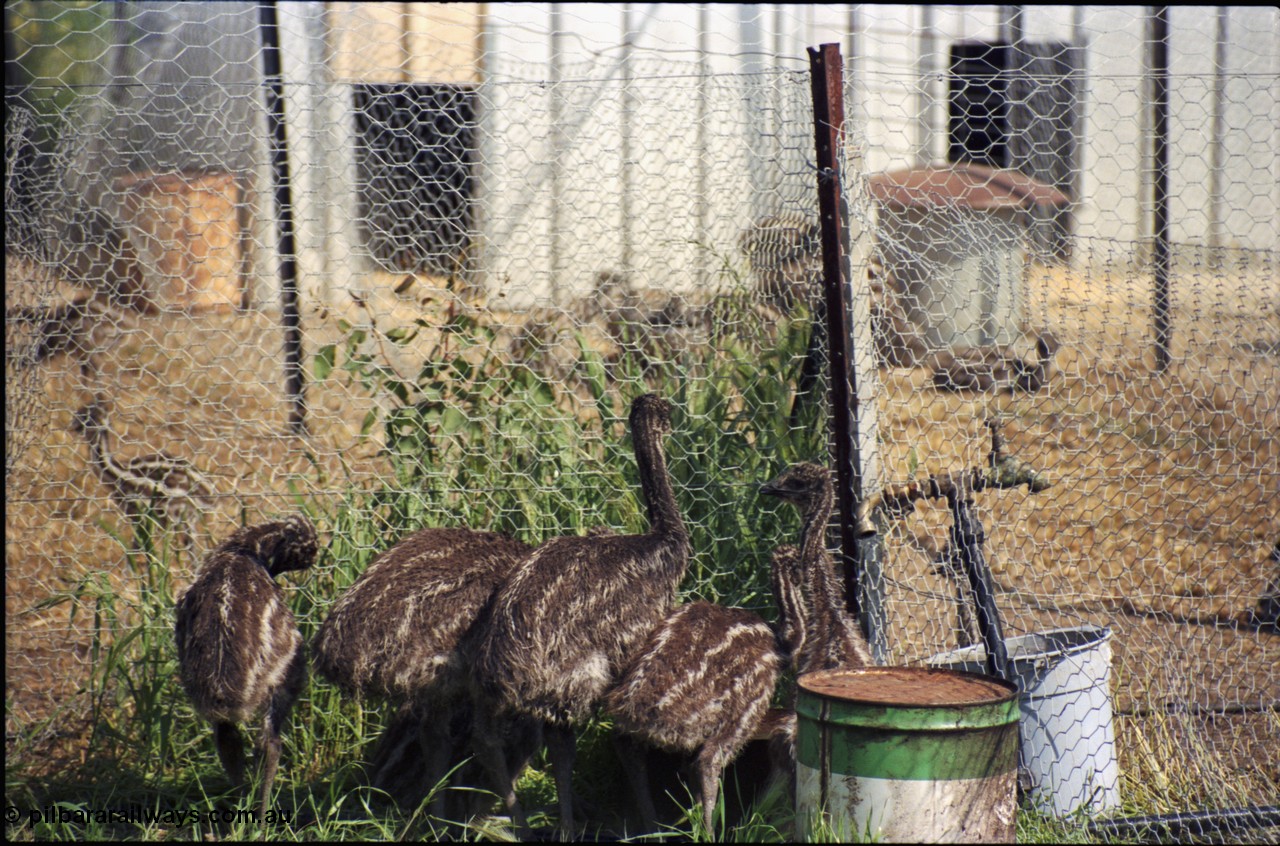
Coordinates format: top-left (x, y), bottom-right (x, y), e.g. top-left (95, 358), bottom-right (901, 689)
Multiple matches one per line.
top-left (799, 666), bottom-right (1017, 708)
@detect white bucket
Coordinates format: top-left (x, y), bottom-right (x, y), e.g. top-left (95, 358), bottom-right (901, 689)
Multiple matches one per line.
top-left (928, 625), bottom-right (1121, 817)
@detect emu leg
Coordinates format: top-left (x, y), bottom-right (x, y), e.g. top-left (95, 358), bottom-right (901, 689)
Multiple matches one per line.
top-left (370, 704), bottom-right (454, 812)
top-left (613, 733), bottom-right (658, 831)
top-left (546, 723), bottom-right (578, 837)
top-left (694, 746), bottom-right (725, 835)
top-left (369, 705), bottom-right (422, 799)
top-left (470, 706), bottom-right (532, 832)
top-left (491, 713), bottom-right (541, 823)
top-left (761, 708), bottom-right (797, 801)
top-left (213, 720), bottom-right (246, 787)
top-left (429, 710), bottom-right (464, 818)
top-left (257, 690), bottom-right (294, 821)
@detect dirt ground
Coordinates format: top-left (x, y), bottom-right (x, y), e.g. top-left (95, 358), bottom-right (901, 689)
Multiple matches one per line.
top-left (6, 257), bottom-right (1278, 798)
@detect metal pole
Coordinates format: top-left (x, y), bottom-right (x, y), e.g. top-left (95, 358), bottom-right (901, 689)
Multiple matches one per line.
top-left (1208, 8), bottom-right (1227, 266)
top-left (696, 4), bottom-right (709, 291)
top-left (1070, 5), bottom-right (1087, 268)
top-left (740, 6), bottom-right (766, 225)
top-left (845, 5), bottom-right (859, 131)
top-left (1138, 11), bottom-right (1153, 259)
top-left (915, 5), bottom-right (935, 166)
top-left (259, 1), bottom-right (307, 436)
top-left (1151, 7), bottom-right (1171, 373)
top-left (621, 4), bottom-right (633, 276)
top-left (773, 5), bottom-right (785, 205)
top-left (398, 1), bottom-right (412, 84)
top-left (109, 1), bottom-right (131, 107)
top-left (549, 4), bottom-right (563, 304)
top-left (1000, 5), bottom-right (1023, 46)
top-left (808, 42), bottom-right (884, 659)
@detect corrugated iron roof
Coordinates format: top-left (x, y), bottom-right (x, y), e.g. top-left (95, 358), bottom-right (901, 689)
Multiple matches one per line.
top-left (867, 163), bottom-right (1071, 211)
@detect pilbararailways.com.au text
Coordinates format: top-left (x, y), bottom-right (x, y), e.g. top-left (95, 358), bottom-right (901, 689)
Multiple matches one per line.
top-left (8, 804), bottom-right (293, 827)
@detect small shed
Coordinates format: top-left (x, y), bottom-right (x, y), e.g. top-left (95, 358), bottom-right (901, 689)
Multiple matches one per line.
top-left (868, 163), bottom-right (1070, 351)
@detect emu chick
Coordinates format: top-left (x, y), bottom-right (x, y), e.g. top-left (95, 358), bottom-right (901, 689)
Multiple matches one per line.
top-left (604, 602), bottom-right (782, 832)
top-left (311, 527), bottom-right (533, 813)
top-left (174, 515), bottom-right (318, 819)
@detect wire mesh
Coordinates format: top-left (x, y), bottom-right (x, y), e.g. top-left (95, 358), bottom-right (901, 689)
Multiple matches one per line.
top-left (4, 2), bottom-right (1278, 839)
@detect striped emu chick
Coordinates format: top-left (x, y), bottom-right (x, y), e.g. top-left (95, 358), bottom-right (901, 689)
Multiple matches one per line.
top-left (761, 462), bottom-right (874, 674)
top-left (174, 515), bottom-right (318, 819)
top-left (10, 297), bottom-right (133, 376)
top-left (603, 602), bottom-right (786, 833)
top-left (600, 468), bottom-right (849, 832)
top-left (311, 527), bottom-right (533, 814)
top-left (930, 333), bottom-right (1059, 393)
top-left (474, 393), bottom-right (691, 834)
top-left (71, 398), bottom-right (215, 546)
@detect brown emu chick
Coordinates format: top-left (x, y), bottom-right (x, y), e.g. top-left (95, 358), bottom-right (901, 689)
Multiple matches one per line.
top-left (474, 394), bottom-right (691, 834)
top-left (174, 515), bottom-right (318, 820)
top-left (603, 463), bottom-right (870, 833)
top-left (761, 463), bottom-right (874, 673)
top-left (311, 527), bottom-right (533, 815)
top-left (603, 600), bottom-right (787, 832)
top-left (930, 333), bottom-right (1059, 393)
top-left (71, 398), bottom-right (215, 546)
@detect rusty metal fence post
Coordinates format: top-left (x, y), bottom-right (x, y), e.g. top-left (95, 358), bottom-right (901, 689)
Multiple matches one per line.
top-left (809, 42), bottom-right (886, 661)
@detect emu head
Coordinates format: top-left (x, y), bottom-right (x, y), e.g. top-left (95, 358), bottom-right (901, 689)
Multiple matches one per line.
top-left (70, 400), bottom-right (108, 437)
top-left (630, 393), bottom-right (673, 437)
top-left (227, 515), bottom-right (319, 577)
top-left (759, 462), bottom-right (832, 512)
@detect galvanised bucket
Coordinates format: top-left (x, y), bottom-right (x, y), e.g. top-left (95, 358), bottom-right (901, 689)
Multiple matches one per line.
top-left (929, 625), bottom-right (1120, 817)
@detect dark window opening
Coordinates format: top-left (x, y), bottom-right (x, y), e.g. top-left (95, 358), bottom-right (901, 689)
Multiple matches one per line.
top-left (949, 42), bottom-right (1013, 169)
top-left (949, 41), bottom-right (1081, 260)
top-left (353, 83), bottom-right (476, 275)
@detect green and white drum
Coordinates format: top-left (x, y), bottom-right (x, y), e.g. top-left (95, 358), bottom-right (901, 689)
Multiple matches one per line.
top-left (796, 667), bottom-right (1020, 843)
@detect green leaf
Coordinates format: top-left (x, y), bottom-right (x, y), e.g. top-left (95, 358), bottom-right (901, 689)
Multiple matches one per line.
top-left (314, 344), bottom-right (336, 380)
top-left (384, 326), bottom-right (417, 344)
top-left (386, 379), bottom-right (410, 404)
top-left (440, 407), bottom-right (468, 435)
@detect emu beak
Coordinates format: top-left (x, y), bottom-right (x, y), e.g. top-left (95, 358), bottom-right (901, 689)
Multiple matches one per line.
top-left (759, 481), bottom-right (782, 497)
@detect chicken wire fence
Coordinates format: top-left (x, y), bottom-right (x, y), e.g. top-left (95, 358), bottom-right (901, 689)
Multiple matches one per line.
top-left (5, 1), bottom-right (1278, 836)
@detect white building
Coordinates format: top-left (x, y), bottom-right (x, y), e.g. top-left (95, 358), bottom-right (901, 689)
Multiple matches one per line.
top-left (44, 4), bottom-right (1280, 306)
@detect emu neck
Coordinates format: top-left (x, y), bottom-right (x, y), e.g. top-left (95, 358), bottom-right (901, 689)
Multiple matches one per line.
top-left (633, 423), bottom-right (685, 539)
top-left (796, 486), bottom-right (834, 571)
top-left (797, 485), bottom-right (861, 663)
top-left (771, 548), bottom-right (808, 659)
top-left (85, 425), bottom-right (115, 475)
top-left (798, 489), bottom-right (841, 615)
